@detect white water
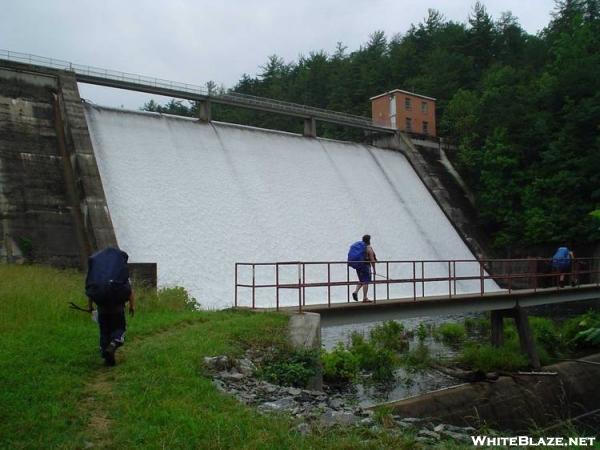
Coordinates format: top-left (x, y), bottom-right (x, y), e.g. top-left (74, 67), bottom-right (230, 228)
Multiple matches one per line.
top-left (85, 105), bottom-right (498, 309)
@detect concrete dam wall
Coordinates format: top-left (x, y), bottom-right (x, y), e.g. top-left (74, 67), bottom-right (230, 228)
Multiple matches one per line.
top-left (84, 105), bottom-right (498, 309)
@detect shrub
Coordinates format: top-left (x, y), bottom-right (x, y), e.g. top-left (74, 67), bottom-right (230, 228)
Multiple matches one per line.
top-left (321, 343), bottom-right (359, 383)
top-left (349, 333), bottom-right (398, 381)
top-left (529, 317), bottom-right (562, 356)
top-left (400, 343), bottom-right (431, 371)
top-left (464, 316), bottom-right (490, 335)
top-left (369, 321), bottom-right (409, 352)
top-left (259, 348), bottom-right (319, 387)
top-left (459, 342), bottom-right (528, 372)
top-left (434, 322), bottom-right (466, 346)
top-left (562, 311), bottom-right (600, 349)
top-left (416, 323), bottom-right (428, 343)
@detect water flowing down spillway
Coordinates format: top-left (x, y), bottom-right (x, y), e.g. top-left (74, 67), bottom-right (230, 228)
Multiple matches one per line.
top-left (85, 105), bottom-right (499, 309)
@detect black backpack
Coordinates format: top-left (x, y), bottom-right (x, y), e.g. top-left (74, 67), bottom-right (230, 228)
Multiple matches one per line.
top-left (85, 248), bottom-right (132, 307)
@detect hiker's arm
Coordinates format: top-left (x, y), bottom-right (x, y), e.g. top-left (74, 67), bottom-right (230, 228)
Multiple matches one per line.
top-left (128, 290), bottom-right (135, 316)
top-left (367, 247), bottom-right (377, 273)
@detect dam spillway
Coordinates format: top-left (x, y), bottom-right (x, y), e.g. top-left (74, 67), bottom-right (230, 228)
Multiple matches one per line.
top-left (84, 104), bottom-right (497, 309)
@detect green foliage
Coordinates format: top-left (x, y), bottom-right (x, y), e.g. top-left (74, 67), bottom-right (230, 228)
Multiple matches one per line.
top-left (416, 322), bottom-right (428, 343)
top-left (463, 316), bottom-right (490, 335)
top-left (321, 343), bottom-right (359, 383)
top-left (259, 349), bottom-right (319, 387)
top-left (400, 343), bottom-right (431, 371)
top-left (459, 342), bottom-right (528, 372)
top-left (434, 322), bottom-right (466, 346)
top-left (369, 320), bottom-right (409, 351)
top-left (563, 311), bottom-right (600, 349)
top-left (348, 333), bottom-right (398, 381)
top-left (529, 317), bottom-right (563, 356)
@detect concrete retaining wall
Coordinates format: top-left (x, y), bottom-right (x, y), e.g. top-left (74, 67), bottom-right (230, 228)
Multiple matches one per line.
top-left (0, 59), bottom-right (117, 268)
top-left (382, 354), bottom-right (600, 432)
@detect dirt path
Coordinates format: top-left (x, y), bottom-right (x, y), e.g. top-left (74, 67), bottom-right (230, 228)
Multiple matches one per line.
top-left (78, 318), bottom-right (202, 447)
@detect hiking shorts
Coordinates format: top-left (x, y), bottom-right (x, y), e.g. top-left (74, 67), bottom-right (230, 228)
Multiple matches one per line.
top-left (356, 266), bottom-right (372, 284)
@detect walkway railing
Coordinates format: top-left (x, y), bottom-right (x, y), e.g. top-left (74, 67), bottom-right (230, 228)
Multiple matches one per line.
top-left (234, 258), bottom-right (600, 311)
top-left (0, 49), bottom-right (392, 132)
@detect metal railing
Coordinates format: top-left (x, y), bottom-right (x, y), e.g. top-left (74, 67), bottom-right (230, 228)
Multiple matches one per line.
top-left (0, 49), bottom-right (392, 131)
top-left (234, 258), bottom-right (600, 311)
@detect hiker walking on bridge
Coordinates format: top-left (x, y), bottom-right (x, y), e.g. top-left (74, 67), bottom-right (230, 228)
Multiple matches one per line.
top-left (348, 234), bottom-right (378, 302)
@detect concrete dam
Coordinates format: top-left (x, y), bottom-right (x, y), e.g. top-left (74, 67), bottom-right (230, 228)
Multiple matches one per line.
top-left (0, 57), bottom-right (497, 309)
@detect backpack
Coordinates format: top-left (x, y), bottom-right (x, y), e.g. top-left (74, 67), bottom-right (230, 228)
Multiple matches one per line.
top-left (347, 241), bottom-right (368, 270)
top-left (85, 247), bottom-right (132, 307)
top-left (552, 247), bottom-right (571, 270)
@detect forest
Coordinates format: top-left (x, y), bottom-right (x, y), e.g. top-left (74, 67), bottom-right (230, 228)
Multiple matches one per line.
top-left (142, 1), bottom-right (600, 254)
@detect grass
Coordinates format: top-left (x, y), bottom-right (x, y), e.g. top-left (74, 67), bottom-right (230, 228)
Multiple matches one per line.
top-left (434, 323), bottom-right (466, 347)
top-left (2, 264), bottom-right (473, 449)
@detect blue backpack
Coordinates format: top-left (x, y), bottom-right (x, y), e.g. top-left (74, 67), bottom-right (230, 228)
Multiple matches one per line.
top-left (348, 241), bottom-right (368, 270)
top-left (85, 248), bottom-right (132, 307)
top-left (552, 247), bottom-right (571, 270)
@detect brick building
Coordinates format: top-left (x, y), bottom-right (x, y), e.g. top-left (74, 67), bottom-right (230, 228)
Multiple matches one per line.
top-left (370, 89), bottom-right (436, 136)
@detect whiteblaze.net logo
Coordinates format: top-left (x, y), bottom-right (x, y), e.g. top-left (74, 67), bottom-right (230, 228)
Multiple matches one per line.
top-left (471, 436), bottom-right (596, 447)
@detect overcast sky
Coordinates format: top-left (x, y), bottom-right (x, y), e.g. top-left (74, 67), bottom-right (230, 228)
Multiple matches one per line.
top-left (1, 0), bottom-right (557, 109)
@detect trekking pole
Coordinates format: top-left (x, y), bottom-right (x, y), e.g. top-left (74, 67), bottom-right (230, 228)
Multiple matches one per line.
top-left (68, 301), bottom-right (91, 313)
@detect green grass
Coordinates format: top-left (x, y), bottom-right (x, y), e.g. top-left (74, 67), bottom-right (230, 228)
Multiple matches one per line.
top-left (2, 264), bottom-right (473, 449)
top-left (434, 322), bottom-right (466, 346)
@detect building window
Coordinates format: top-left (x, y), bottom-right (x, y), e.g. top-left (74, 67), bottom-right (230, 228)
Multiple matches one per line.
top-left (406, 117), bottom-right (412, 131)
top-left (423, 121), bottom-right (429, 134)
top-left (405, 97), bottom-right (411, 110)
top-left (421, 101), bottom-right (428, 113)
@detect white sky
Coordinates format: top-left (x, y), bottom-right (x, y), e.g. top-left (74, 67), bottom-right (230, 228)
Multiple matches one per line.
top-left (1, 0), bottom-right (556, 109)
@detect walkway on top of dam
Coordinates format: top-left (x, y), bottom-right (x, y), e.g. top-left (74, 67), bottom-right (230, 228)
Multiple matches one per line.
top-left (235, 258), bottom-right (600, 323)
top-left (0, 49), bottom-right (396, 134)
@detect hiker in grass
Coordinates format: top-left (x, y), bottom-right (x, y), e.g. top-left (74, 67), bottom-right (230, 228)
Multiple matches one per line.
top-left (85, 247), bottom-right (135, 366)
top-left (347, 234), bottom-right (378, 302)
top-left (551, 245), bottom-right (575, 287)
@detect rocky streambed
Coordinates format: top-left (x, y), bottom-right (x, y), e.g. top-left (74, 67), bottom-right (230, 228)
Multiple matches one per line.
top-left (203, 355), bottom-right (483, 444)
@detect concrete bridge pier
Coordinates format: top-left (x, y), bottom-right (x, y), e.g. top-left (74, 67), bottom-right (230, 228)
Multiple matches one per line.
top-left (303, 117), bottom-right (316, 137)
top-left (491, 306), bottom-right (540, 370)
top-left (198, 99), bottom-right (211, 122)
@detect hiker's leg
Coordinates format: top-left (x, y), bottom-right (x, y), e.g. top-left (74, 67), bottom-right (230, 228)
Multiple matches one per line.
top-left (109, 310), bottom-right (127, 348)
top-left (362, 283), bottom-right (369, 300)
top-left (98, 313), bottom-right (112, 354)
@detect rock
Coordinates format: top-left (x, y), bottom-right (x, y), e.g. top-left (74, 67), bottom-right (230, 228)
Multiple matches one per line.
top-left (262, 383), bottom-right (278, 393)
top-left (418, 429), bottom-right (440, 440)
top-left (258, 397), bottom-right (297, 413)
top-left (396, 421), bottom-right (414, 430)
top-left (288, 387), bottom-right (302, 396)
top-left (219, 370), bottom-right (245, 381)
top-left (321, 410), bottom-right (359, 427)
top-left (296, 422), bottom-right (310, 436)
top-left (236, 358), bottom-right (257, 376)
top-left (360, 417), bottom-right (375, 427)
top-left (441, 430), bottom-right (471, 442)
top-left (203, 355), bottom-right (231, 371)
top-left (433, 424), bottom-right (445, 433)
top-left (83, 442), bottom-right (94, 449)
top-left (329, 398), bottom-right (344, 409)
top-left (212, 379), bottom-right (227, 393)
top-left (415, 437), bottom-right (433, 444)
top-left (400, 417), bottom-right (422, 424)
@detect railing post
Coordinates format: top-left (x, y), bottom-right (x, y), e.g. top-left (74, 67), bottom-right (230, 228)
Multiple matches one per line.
top-left (508, 260), bottom-right (512, 293)
top-left (298, 263), bottom-right (302, 313)
top-left (448, 261), bottom-right (452, 299)
top-left (413, 261), bottom-right (416, 301)
top-left (421, 261), bottom-right (425, 298)
top-left (480, 261), bottom-right (484, 296)
top-left (276, 263), bottom-right (279, 311)
top-left (327, 263), bottom-right (331, 307)
top-left (347, 264), bottom-right (350, 302)
top-left (302, 263), bottom-right (306, 306)
top-left (373, 262), bottom-right (377, 303)
top-left (386, 262), bottom-right (390, 300)
top-left (234, 263), bottom-right (238, 308)
top-left (252, 264), bottom-right (256, 309)
top-left (453, 261), bottom-right (457, 295)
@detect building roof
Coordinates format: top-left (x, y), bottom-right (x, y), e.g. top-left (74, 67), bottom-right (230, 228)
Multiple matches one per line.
top-left (370, 89), bottom-right (436, 102)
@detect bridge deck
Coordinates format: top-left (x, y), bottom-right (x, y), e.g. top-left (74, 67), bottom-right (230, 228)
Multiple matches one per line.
top-left (253, 284), bottom-right (600, 324)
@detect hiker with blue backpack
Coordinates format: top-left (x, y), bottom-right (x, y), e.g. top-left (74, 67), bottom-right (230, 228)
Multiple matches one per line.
top-left (551, 245), bottom-right (575, 287)
top-left (347, 235), bottom-right (378, 302)
top-left (85, 247), bottom-right (135, 366)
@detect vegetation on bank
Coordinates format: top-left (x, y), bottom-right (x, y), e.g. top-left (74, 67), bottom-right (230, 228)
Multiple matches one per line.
top-left (2, 264), bottom-right (473, 450)
top-left (142, 1), bottom-right (600, 252)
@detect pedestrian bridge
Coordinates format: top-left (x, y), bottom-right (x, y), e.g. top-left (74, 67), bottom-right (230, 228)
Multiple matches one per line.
top-left (235, 258), bottom-right (600, 324)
